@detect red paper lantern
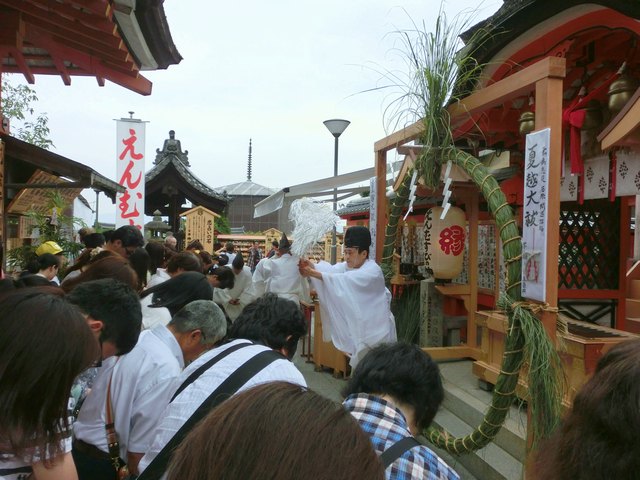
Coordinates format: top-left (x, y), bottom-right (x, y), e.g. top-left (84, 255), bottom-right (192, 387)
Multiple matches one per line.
top-left (424, 206), bottom-right (466, 280)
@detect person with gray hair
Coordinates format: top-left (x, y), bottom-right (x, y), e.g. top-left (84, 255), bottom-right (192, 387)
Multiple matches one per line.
top-left (167, 300), bottom-right (228, 364)
top-left (73, 293), bottom-right (226, 478)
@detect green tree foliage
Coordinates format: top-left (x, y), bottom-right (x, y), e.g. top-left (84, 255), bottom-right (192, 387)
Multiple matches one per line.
top-left (1, 74), bottom-right (54, 149)
top-left (216, 214), bottom-right (231, 234)
top-left (6, 191), bottom-right (85, 271)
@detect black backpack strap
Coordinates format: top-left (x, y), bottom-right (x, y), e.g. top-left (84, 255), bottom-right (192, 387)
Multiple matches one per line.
top-left (138, 349), bottom-right (284, 480)
top-left (170, 341), bottom-right (251, 402)
top-left (380, 436), bottom-right (422, 469)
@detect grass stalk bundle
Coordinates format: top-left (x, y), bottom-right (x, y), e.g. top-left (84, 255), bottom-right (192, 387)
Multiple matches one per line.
top-left (376, 7), bottom-right (564, 454)
top-left (381, 172), bottom-right (413, 283)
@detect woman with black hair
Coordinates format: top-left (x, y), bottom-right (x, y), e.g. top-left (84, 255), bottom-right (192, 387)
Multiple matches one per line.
top-left (128, 247), bottom-right (150, 291)
top-left (139, 271), bottom-right (213, 329)
top-left (145, 240), bottom-right (174, 289)
top-left (35, 253), bottom-right (61, 283)
top-left (0, 288), bottom-right (99, 479)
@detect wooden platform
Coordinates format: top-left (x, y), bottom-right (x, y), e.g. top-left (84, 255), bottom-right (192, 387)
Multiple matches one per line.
top-left (473, 310), bottom-right (639, 403)
top-left (306, 300), bottom-right (350, 379)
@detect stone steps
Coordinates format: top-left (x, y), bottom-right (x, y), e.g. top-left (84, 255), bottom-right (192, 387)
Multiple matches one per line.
top-left (430, 361), bottom-right (527, 480)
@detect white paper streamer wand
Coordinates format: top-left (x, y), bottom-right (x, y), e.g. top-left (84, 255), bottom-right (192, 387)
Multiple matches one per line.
top-left (289, 198), bottom-right (340, 258)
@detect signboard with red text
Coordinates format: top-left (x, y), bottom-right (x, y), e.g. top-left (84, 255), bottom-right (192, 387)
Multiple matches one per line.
top-left (116, 119), bottom-right (145, 231)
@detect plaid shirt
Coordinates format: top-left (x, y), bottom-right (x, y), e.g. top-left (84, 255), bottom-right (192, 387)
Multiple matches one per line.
top-left (343, 393), bottom-right (460, 480)
top-left (247, 246), bottom-right (263, 271)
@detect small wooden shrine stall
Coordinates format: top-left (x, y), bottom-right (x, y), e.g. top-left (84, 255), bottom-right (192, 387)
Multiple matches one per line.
top-left (145, 131), bottom-right (229, 236)
top-left (373, 0), bottom-right (640, 402)
top-left (1, 133), bottom-right (123, 261)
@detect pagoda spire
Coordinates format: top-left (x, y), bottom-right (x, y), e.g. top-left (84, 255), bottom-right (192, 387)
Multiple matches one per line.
top-left (247, 138), bottom-right (253, 181)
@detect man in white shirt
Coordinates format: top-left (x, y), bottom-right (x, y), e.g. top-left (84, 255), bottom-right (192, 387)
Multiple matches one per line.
top-left (300, 226), bottom-right (397, 368)
top-left (163, 299), bottom-right (228, 367)
top-left (137, 293), bottom-right (308, 479)
top-left (69, 281), bottom-right (227, 479)
top-left (250, 233), bottom-right (310, 304)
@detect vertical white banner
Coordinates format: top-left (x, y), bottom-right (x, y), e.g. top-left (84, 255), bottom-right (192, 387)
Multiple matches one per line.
top-left (522, 128), bottom-right (550, 302)
top-left (116, 119), bottom-right (146, 233)
top-left (368, 176), bottom-right (377, 262)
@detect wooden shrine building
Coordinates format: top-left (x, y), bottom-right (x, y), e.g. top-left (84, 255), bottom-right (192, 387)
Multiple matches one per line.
top-left (0, 0), bottom-right (182, 94)
top-left (372, 0), bottom-right (640, 400)
top-left (145, 130), bottom-right (229, 234)
top-left (1, 0), bottom-right (183, 259)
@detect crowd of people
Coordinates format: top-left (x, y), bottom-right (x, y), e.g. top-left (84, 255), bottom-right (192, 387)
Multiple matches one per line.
top-left (1, 224), bottom-right (637, 479)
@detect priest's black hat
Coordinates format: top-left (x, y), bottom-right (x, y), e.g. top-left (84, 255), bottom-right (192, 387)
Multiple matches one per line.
top-left (232, 252), bottom-right (244, 270)
top-left (279, 233), bottom-right (292, 250)
top-left (344, 226), bottom-right (371, 249)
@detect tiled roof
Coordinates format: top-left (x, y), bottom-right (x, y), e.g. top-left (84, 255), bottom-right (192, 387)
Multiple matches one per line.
top-left (337, 197), bottom-right (371, 215)
top-left (462, 0), bottom-right (640, 65)
top-left (215, 181), bottom-right (276, 197)
top-left (0, 0), bottom-right (181, 95)
top-left (146, 157), bottom-right (229, 202)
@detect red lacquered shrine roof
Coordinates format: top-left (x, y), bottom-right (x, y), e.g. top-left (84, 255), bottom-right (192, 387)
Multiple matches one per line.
top-left (0, 0), bottom-right (182, 95)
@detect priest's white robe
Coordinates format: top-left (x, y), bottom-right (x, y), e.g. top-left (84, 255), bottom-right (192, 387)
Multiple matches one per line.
top-left (249, 253), bottom-right (310, 304)
top-left (310, 259), bottom-right (396, 368)
top-left (224, 265), bottom-right (254, 321)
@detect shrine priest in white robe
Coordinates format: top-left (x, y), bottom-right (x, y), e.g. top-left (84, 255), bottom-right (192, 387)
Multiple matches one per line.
top-left (299, 226), bottom-right (397, 368)
top-left (249, 233), bottom-right (311, 305)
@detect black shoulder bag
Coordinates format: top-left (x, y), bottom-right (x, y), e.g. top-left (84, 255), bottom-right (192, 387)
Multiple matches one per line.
top-left (137, 344), bottom-right (283, 480)
top-left (380, 436), bottom-right (422, 469)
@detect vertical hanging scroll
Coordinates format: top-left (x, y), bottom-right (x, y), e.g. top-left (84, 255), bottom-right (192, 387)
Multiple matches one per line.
top-left (522, 128), bottom-right (550, 301)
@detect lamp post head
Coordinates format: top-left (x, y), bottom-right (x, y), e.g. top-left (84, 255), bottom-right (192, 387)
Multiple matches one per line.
top-left (323, 119), bottom-right (350, 138)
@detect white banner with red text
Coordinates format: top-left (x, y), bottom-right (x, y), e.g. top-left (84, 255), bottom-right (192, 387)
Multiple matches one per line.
top-left (115, 119), bottom-right (146, 232)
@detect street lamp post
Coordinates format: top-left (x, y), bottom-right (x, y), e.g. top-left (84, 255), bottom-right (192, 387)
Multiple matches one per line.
top-left (323, 119), bottom-right (350, 264)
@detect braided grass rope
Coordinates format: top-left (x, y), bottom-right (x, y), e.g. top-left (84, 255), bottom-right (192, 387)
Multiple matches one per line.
top-left (376, 9), bottom-right (563, 454)
top-left (409, 148), bottom-right (563, 452)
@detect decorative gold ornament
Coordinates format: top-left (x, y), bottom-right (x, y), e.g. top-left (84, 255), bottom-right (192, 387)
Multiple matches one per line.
top-left (578, 100), bottom-right (602, 130)
top-left (518, 111), bottom-right (535, 136)
top-left (608, 74), bottom-right (638, 114)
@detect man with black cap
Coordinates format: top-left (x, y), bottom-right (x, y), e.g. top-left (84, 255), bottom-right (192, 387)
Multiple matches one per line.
top-left (249, 233), bottom-right (310, 304)
top-left (299, 225), bottom-right (396, 368)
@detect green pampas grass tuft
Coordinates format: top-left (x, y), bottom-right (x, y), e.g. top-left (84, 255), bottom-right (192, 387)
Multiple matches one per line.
top-left (377, 7), bottom-right (564, 453)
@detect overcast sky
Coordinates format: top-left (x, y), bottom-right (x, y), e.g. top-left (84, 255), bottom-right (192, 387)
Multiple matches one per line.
top-left (10, 0), bottom-right (502, 222)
